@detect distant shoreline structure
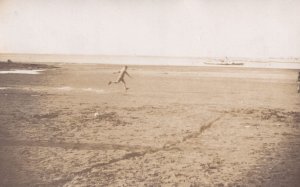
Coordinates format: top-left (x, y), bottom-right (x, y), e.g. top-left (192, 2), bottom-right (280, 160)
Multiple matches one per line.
top-left (204, 62), bottom-right (244, 66)
top-left (0, 53), bottom-right (300, 69)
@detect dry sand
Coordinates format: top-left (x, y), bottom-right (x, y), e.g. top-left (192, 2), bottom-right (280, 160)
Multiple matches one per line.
top-left (0, 62), bottom-right (299, 186)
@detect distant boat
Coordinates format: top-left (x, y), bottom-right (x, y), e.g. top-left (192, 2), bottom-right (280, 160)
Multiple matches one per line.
top-left (204, 62), bottom-right (244, 66)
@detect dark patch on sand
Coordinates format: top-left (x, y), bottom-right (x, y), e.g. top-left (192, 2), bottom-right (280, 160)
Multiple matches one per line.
top-left (0, 60), bottom-right (58, 70)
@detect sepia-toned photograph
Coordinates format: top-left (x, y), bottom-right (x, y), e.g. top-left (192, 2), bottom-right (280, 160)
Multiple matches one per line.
top-left (0, 0), bottom-right (300, 186)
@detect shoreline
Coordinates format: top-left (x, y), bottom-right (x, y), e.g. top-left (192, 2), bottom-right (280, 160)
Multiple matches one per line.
top-left (1, 53), bottom-right (300, 70)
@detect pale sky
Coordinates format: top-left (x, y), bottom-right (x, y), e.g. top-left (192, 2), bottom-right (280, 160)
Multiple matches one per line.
top-left (0, 0), bottom-right (299, 58)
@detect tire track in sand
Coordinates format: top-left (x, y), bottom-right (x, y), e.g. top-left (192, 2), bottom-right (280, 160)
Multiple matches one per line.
top-left (51, 114), bottom-right (225, 186)
top-left (0, 139), bottom-right (153, 152)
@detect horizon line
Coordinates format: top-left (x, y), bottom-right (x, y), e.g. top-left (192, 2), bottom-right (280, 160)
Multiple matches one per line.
top-left (1, 52), bottom-right (300, 61)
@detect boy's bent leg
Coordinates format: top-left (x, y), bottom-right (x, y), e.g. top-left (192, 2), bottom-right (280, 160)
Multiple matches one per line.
top-left (109, 80), bottom-right (120, 85)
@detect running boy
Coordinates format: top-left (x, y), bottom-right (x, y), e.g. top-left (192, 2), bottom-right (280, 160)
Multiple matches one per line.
top-left (108, 65), bottom-right (132, 91)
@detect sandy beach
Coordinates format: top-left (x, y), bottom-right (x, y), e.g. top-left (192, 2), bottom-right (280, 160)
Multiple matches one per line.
top-left (0, 62), bottom-right (299, 186)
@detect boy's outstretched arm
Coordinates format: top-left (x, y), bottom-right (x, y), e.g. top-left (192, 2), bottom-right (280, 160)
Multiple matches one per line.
top-left (113, 71), bottom-right (121, 74)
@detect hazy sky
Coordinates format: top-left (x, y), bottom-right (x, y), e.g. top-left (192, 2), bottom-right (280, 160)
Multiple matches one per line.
top-left (0, 0), bottom-right (299, 58)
